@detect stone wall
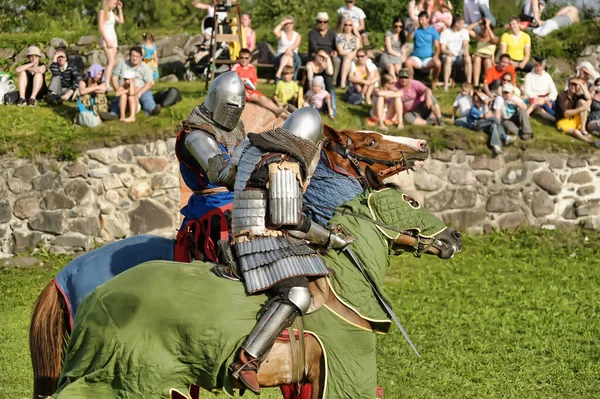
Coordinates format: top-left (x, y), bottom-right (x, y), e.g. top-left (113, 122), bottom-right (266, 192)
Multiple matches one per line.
top-left (392, 150), bottom-right (600, 234)
top-left (0, 139), bottom-right (180, 257)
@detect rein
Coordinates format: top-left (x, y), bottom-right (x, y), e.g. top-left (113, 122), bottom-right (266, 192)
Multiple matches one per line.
top-left (326, 137), bottom-right (408, 183)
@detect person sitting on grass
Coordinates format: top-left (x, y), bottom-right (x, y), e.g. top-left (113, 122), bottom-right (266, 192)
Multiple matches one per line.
top-left (467, 91), bottom-right (516, 155)
top-left (111, 46), bottom-right (161, 117)
top-left (483, 53), bottom-right (515, 99)
top-left (78, 64), bottom-right (116, 121)
top-left (395, 67), bottom-right (444, 126)
top-left (451, 82), bottom-right (473, 128)
top-left (523, 56), bottom-right (558, 123)
top-left (114, 69), bottom-right (139, 122)
top-left (587, 78), bottom-right (600, 135)
top-left (499, 16), bottom-right (533, 73)
top-left (15, 46), bottom-right (47, 107)
top-left (273, 65), bottom-right (303, 111)
top-left (493, 83), bottom-right (534, 140)
top-left (47, 49), bottom-right (81, 105)
top-left (555, 77), bottom-right (600, 147)
top-left (368, 73), bottom-right (404, 131)
top-left (232, 48), bottom-right (287, 118)
top-left (348, 49), bottom-right (379, 105)
top-left (405, 11), bottom-right (442, 89)
top-left (303, 76), bottom-right (335, 120)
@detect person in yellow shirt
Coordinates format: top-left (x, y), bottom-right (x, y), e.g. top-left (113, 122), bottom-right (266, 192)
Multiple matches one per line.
top-left (499, 16), bottom-right (532, 73)
top-left (273, 65), bottom-right (303, 110)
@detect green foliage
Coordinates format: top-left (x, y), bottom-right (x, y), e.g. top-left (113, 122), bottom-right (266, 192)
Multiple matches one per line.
top-left (1, 230), bottom-right (599, 398)
top-left (531, 19), bottom-right (600, 62)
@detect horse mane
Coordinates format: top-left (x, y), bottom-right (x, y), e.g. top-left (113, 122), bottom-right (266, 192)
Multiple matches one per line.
top-left (30, 281), bottom-right (70, 398)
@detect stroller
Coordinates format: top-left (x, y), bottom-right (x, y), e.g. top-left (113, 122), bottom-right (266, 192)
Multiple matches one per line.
top-left (183, 41), bottom-right (231, 82)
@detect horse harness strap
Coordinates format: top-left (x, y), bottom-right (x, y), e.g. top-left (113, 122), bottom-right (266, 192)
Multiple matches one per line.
top-left (286, 317), bottom-right (306, 391)
top-left (343, 247), bottom-right (421, 358)
top-left (327, 137), bottom-right (407, 182)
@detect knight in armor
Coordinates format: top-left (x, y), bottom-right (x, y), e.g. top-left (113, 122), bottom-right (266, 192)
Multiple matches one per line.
top-left (227, 108), bottom-right (353, 394)
top-left (175, 71), bottom-right (247, 263)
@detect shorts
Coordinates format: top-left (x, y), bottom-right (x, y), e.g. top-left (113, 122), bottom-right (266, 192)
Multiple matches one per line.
top-left (556, 115), bottom-right (582, 133)
top-left (442, 54), bottom-right (465, 67)
top-left (25, 71), bottom-right (48, 100)
top-left (403, 97), bottom-right (438, 124)
top-left (409, 56), bottom-right (434, 69)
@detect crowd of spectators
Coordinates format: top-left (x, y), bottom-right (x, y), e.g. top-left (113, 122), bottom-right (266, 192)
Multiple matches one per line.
top-left (6, 0), bottom-right (600, 151)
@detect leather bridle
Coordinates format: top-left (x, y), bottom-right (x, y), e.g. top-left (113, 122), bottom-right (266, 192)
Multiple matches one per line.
top-left (326, 137), bottom-right (410, 184)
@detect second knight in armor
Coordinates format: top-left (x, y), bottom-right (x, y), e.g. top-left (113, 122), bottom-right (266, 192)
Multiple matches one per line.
top-left (228, 107), bottom-right (353, 394)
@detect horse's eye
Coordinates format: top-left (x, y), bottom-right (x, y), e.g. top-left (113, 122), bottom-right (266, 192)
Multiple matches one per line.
top-left (368, 139), bottom-right (376, 147)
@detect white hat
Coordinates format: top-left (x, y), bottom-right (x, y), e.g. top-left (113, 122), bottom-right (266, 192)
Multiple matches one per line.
top-left (312, 75), bottom-right (325, 88)
top-left (316, 12), bottom-right (329, 21)
top-left (502, 83), bottom-right (514, 93)
top-left (122, 69), bottom-right (136, 79)
top-left (26, 46), bottom-right (42, 57)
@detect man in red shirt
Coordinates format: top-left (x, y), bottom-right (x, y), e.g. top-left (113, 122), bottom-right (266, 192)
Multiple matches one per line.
top-left (231, 48), bottom-right (287, 118)
top-left (483, 53), bottom-right (516, 98)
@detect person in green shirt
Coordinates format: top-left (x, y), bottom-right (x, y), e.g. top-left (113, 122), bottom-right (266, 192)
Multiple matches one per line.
top-left (273, 65), bottom-right (303, 110)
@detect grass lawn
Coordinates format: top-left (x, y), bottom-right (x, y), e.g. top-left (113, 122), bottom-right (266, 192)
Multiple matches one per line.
top-left (1, 80), bottom-right (595, 161)
top-left (1, 230), bottom-right (599, 398)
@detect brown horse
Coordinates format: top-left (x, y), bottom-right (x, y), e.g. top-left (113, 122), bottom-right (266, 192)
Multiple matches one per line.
top-left (29, 127), bottom-right (430, 399)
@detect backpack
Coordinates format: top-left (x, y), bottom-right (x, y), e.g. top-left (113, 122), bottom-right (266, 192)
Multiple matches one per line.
top-left (154, 87), bottom-right (182, 107)
top-left (76, 97), bottom-right (102, 128)
top-left (0, 73), bottom-right (16, 105)
top-left (3, 91), bottom-right (19, 105)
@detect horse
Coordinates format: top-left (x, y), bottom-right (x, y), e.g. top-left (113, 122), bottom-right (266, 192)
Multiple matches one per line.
top-left (52, 187), bottom-right (462, 399)
top-left (29, 126), bottom-right (430, 399)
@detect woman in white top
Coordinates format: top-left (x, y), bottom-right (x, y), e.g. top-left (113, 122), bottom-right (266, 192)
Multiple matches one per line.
top-left (273, 16), bottom-right (301, 81)
top-left (99, 0), bottom-right (124, 90)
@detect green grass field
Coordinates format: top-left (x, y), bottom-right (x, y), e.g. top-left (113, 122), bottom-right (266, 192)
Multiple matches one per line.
top-left (2, 229), bottom-right (599, 398)
top-left (1, 80), bottom-right (595, 161)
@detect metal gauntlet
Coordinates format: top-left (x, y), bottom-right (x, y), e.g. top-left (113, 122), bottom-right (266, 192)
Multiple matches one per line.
top-left (185, 129), bottom-right (235, 188)
top-left (288, 222), bottom-right (353, 250)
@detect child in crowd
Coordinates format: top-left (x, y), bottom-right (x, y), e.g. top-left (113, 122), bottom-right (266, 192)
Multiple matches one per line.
top-left (273, 65), bottom-right (303, 111)
top-left (304, 76), bottom-right (334, 119)
top-left (451, 82), bottom-right (473, 127)
top-left (467, 91), bottom-right (515, 155)
top-left (141, 33), bottom-right (159, 80)
top-left (115, 69), bottom-right (139, 122)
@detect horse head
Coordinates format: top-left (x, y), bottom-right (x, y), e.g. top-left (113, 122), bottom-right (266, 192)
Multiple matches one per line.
top-left (322, 125), bottom-right (429, 189)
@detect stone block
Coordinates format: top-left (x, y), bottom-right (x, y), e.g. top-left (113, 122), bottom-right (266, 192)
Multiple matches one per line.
top-left (129, 199), bottom-right (173, 234)
top-left (453, 150), bottom-right (466, 164)
top-left (575, 200), bottom-right (600, 218)
top-left (13, 197), bottom-right (39, 219)
top-left (50, 38), bottom-right (68, 48)
top-left (183, 34), bottom-right (205, 55)
top-left (498, 212), bottom-right (529, 231)
top-left (425, 189), bottom-right (477, 212)
top-left (470, 155), bottom-right (502, 171)
top-left (441, 210), bottom-right (487, 230)
top-left (13, 163), bottom-right (39, 180)
top-left (413, 173), bottom-right (444, 191)
top-left (85, 50), bottom-right (107, 66)
top-left (11, 231), bottom-right (44, 253)
top-left (577, 185), bottom-right (596, 196)
top-left (65, 180), bottom-right (91, 203)
top-left (100, 215), bottom-right (128, 239)
top-left (7, 178), bottom-right (33, 195)
top-left (151, 174), bottom-right (179, 190)
top-left (50, 233), bottom-right (91, 250)
top-left (43, 192), bottom-right (75, 210)
top-left (501, 164), bottom-right (528, 185)
top-left (88, 148), bottom-right (118, 164)
top-left (88, 167), bottom-right (110, 178)
top-left (159, 74), bottom-right (179, 83)
top-left (32, 172), bottom-right (61, 192)
top-left (533, 170), bottom-right (562, 195)
top-left (118, 148), bottom-right (135, 163)
top-left (524, 191), bottom-right (555, 217)
top-left (448, 168), bottom-right (476, 185)
top-left (29, 211), bottom-right (65, 234)
top-left (1, 256), bottom-right (40, 268)
top-left (102, 176), bottom-right (124, 191)
top-left (129, 181), bottom-right (152, 200)
top-left (77, 35), bottom-right (99, 46)
top-left (587, 154), bottom-right (600, 166)
top-left (486, 191), bottom-right (520, 213)
top-left (68, 216), bottom-right (101, 237)
top-left (567, 171), bottom-right (593, 185)
top-left (0, 48), bottom-right (15, 59)
top-left (547, 155), bottom-right (565, 170)
top-left (65, 163), bottom-right (88, 178)
top-left (432, 149), bottom-right (453, 162)
top-left (567, 158), bottom-right (587, 168)
top-left (138, 157), bottom-right (169, 173)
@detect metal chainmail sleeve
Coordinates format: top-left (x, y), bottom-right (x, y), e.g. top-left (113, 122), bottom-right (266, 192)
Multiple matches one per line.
top-left (183, 104), bottom-right (246, 153)
top-left (256, 128), bottom-right (320, 169)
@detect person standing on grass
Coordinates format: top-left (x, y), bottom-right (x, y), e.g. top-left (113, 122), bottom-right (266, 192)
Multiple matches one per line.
top-left (440, 15), bottom-right (471, 91)
top-left (99, 0), bottom-right (124, 91)
top-left (15, 46), bottom-right (47, 107)
top-left (47, 49), bottom-right (81, 105)
top-left (111, 46), bottom-right (161, 117)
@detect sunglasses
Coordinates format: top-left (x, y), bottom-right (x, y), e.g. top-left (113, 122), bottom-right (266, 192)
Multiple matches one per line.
top-left (317, 20), bottom-right (328, 24)
top-left (357, 54), bottom-right (367, 58)
top-left (394, 24), bottom-right (403, 28)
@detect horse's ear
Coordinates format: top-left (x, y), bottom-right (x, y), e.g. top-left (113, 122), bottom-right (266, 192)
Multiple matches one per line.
top-left (322, 124), bottom-right (342, 144)
top-left (365, 166), bottom-right (385, 190)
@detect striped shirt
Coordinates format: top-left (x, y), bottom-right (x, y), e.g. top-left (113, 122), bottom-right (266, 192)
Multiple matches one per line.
top-left (49, 62), bottom-right (81, 90)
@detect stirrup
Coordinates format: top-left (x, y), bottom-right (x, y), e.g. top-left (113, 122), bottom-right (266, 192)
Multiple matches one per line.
top-left (229, 355), bottom-right (261, 394)
top-left (211, 264), bottom-right (241, 281)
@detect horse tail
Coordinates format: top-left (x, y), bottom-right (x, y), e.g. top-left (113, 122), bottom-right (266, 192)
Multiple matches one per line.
top-left (30, 280), bottom-right (70, 399)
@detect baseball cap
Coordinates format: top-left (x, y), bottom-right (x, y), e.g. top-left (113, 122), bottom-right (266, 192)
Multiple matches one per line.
top-left (122, 70), bottom-right (136, 79)
top-left (502, 83), bottom-right (514, 93)
top-left (397, 68), bottom-right (410, 78)
top-left (316, 12), bottom-right (329, 21)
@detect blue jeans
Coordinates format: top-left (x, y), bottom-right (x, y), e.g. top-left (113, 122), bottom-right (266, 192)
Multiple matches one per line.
top-left (111, 90), bottom-right (156, 115)
top-left (472, 117), bottom-right (506, 148)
